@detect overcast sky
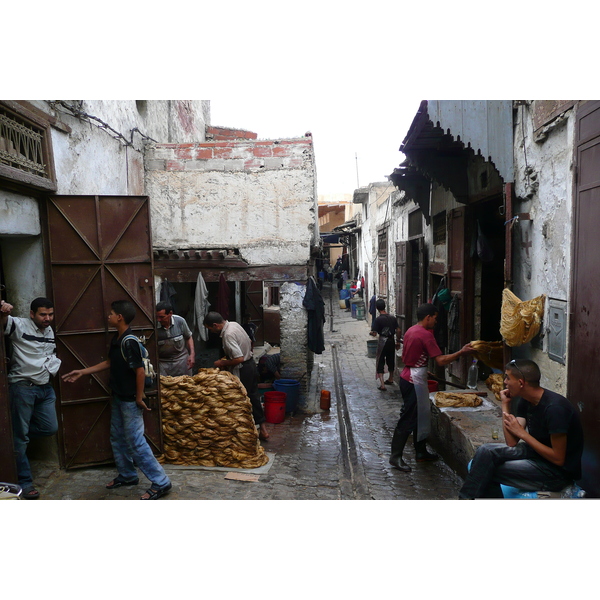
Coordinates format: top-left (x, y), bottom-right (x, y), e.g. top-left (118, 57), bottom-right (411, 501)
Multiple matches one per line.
top-left (210, 96), bottom-right (421, 197)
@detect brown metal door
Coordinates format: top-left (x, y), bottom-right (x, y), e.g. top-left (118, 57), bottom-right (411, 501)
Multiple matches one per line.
top-left (46, 195), bottom-right (162, 469)
top-left (0, 318), bottom-right (18, 482)
top-left (395, 241), bottom-right (411, 334)
top-left (244, 281), bottom-right (264, 345)
top-left (568, 100), bottom-right (600, 496)
top-left (447, 207), bottom-right (468, 381)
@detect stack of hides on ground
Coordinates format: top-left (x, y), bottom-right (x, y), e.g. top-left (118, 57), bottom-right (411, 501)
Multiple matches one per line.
top-left (434, 392), bottom-right (482, 408)
top-left (158, 369), bottom-right (268, 469)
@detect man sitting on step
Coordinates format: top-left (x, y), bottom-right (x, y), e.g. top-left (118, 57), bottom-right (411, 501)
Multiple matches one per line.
top-left (459, 359), bottom-right (584, 499)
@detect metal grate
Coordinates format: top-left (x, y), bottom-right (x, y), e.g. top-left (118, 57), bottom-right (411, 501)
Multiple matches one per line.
top-left (0, 107), bottom-right (48, 178)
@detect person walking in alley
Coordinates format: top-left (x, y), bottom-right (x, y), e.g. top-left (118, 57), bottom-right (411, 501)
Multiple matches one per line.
top-left (1, 298), bottom-right (60, 499)
top-left (458, 359), bottom-right (583, 498)
top-left (389, 303), bottom-right (475, 472)
top-left (203, 311), bottom-right (270, 441)
top-left (370, 299), bottom-right (401, 391)
top-left (62, 300), bottom-right (172, 500)
top-left (156, 301), bottom-right (195, 376)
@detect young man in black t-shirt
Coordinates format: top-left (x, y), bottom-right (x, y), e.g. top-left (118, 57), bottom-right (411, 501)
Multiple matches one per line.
top-left (62, 300), bottom-right (172, 500)
top-left (459, 359), bottom-right (584, 499)
top-left (370, 299), bottom-right (401, 391)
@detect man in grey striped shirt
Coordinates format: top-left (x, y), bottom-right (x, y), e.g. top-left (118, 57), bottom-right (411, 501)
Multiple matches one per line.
top-left (1, 297), bottom-right (60, 499)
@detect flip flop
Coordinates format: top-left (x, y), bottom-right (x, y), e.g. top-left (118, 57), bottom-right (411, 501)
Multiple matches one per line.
top-left (378, 386), bottom-right (387, 391)
top-left (384, 380), bottom-right (394, 385)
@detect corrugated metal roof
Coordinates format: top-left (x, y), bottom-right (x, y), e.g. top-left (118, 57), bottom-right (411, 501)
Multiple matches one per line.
top-left (401, 100), bottom-right (514, 183)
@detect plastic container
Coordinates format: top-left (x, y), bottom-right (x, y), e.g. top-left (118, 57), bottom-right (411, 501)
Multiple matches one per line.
top-left (264, 391), bottom-right (286, 424)
top-left (356, 305), bottom-right (365, 319)
top-left (320, 390), bottom-right (331, 411)
top-left (467, 359), bottom-right (478, 389)
top-left (367, 339), bottom-right (378, 358)
top-left (427, 380), bottom-right (439, 393)
top-left (339, 289), bottom-right (350, 300)
top-left (339, 299), bottom-right (347, 309)
top-left (273, 379), bottom-right (300, 413)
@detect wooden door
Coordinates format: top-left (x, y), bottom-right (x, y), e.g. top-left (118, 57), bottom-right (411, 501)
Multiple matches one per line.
top-left (0, 318), bottom-right (18, 482)
top-left (447, 207), bottom-right (469, 381)
top-left (395, 241), bottom-right (411, 334)
top-left (45, 195), bottom-right (162, 469)
top-left (244, 280), bottom-right (264, 345)
top-left (568, 100), bottom-right (600, 496)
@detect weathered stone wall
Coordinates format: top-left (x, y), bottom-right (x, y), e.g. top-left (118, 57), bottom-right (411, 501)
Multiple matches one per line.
top-left (512, 102), bottom-right (576, 393)
top-left (144, 136), bottom-right (317, 265)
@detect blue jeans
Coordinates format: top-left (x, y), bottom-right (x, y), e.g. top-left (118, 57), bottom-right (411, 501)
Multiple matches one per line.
top-left (459, 442), bottom-right (572, 499)
top-left (110, 396), bottom-right (170, 488)
top-left (9, 382), bottom-right (58, 489)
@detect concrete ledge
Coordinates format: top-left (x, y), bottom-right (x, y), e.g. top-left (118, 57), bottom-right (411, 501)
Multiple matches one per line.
top-left (430, 393), bottom-right (503, 479)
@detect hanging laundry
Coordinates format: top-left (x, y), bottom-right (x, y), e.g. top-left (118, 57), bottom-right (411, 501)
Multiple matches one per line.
top-left (160, 279), bottom-right (178, 314)
top-left (192, 271), bottom-right (210, 342)
top-left (303, 276), bottom-right (325, 354)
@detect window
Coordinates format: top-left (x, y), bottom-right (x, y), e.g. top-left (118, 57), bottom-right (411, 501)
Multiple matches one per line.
top-left (408, 208), bottom-right (423, 238)
top-left (0, 102), bottom-right (56, 191)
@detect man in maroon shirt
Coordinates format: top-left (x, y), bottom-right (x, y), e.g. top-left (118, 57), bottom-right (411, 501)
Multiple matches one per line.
top-left (390, 303), bottom-right (474, 472)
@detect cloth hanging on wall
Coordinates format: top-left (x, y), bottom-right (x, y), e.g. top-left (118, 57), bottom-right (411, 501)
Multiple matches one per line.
top-left (160, 279), bottom-right (178, 314)
top-left (303, 276), bottom-right (325, 354)
top-left (447, 294), bottom-right (461, 354)
top-left (217, 273), bottom-right (230, 320)
top-left (192, 271), bottom-right (210, 342)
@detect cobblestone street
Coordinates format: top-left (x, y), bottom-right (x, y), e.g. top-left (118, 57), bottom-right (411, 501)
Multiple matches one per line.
top-left (31, 282), bottom-right (463, 501)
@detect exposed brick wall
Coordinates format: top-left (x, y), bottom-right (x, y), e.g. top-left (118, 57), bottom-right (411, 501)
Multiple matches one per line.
top-left (206, 125), bottom-right (257, 141)
top-left (145, 134), bottom-right (313, 173)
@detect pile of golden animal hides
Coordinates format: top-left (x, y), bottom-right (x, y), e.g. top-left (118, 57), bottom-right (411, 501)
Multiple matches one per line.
top-left (158, 369), bottom-right (269, 469)
top-left (485, 374), bottom-right (504, 402)
top-left (434, 392), bottom-right (483, 408)
top-left (500, 288), bottom-right (545, 347)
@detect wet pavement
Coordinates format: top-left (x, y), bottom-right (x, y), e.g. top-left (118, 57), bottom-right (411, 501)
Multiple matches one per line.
top-left (30, 281), bottom-right (463, 500)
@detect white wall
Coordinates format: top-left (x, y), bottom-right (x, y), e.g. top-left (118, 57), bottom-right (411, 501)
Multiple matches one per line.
top-left (512, 103), bottom-right (576, 392)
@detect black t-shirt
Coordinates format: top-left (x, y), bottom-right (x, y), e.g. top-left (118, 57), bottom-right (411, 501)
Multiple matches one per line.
top-left (108, 328), bottom-right (144, 400)
top-left (516, 389), bottom-right (584, 479)
top-left (372, 314), bottom-right (399, 347)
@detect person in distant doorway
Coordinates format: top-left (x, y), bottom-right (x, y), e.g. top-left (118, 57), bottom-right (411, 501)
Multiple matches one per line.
top-left (62, 300), bottom-right (172, 500)
top-left (370, 299), bottom-right (401, 391)
top-left (203, 311), bottom-right (269, 441)
top-left (156, 301), bottom-right (195, 376)
top-left (389, 303), bottom-right (474, 473)
top-left (459, 359), bottom-right (584, 499)
top-left (1, 297), bottom-right (60, 499)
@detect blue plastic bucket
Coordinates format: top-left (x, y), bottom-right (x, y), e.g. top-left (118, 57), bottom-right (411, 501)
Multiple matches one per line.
top-left (273, 379), bottom-right (300, 413)
top-left (339, 289), bottom-right (350, 300)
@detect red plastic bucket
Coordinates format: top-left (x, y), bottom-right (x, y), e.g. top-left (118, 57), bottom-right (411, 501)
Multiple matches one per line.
top-left (427, 380), bottom-right (439, 393)
top-left (264, 391), bottom-right (287, 424)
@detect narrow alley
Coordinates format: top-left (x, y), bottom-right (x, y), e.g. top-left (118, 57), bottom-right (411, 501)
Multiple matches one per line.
top-left (31, 281), bottom-right (462, 501)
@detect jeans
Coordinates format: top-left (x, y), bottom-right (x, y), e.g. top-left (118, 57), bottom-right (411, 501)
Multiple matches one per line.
top-left (110, 396), bottom-right (170, 488)
top-left (459, 442), bottom-right (572, 499)
top-left (239, 360), bottom-right (265, 425)
top-left (9, 382), bottom-right (58, 489)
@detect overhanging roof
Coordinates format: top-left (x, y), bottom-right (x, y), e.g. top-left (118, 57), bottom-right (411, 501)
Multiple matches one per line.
top-left (397, 100), bottom-right (513, 202)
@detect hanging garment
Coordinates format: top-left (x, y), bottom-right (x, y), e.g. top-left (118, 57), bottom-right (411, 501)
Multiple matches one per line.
top-left (160, 279), bottom-right (178, 314)
top-left (447, 294), bottom-right (461, 354)
top-left (303, 276), bottom-right (325, 354)
top-left (217, 273), bottom-right (230, 320)
top-left (192, 271), bottom-right (210, 342)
